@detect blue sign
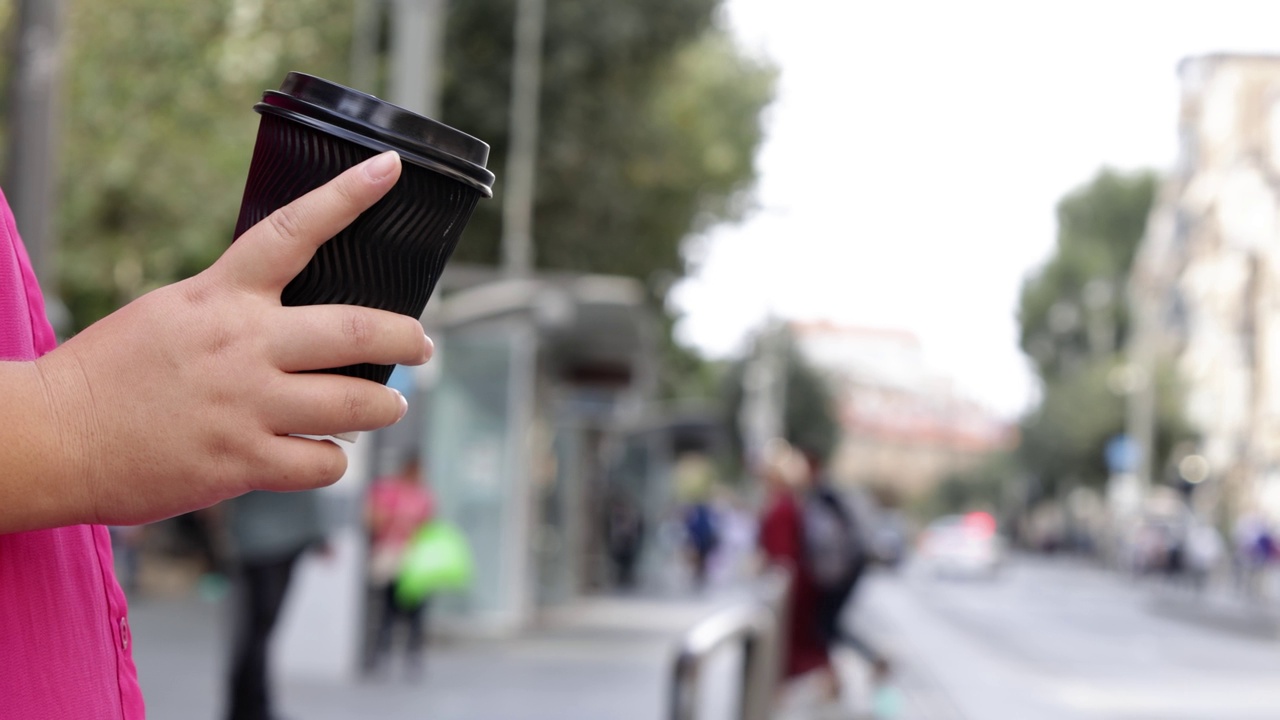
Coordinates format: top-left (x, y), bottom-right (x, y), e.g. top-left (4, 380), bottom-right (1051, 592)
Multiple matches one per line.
top-left (1105, 435), bottom-right (1140, 474)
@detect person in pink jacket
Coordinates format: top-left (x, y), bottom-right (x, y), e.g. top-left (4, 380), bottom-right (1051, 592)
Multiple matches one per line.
top-left (0, 151), bottom-right (429, 718)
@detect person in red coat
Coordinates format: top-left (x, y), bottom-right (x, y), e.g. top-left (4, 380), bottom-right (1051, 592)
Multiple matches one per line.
top-left (757, 440), bottom-right (834, 692)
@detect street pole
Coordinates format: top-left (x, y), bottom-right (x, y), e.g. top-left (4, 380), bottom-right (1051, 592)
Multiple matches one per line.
top-left (349, 0), bottom-right (384, 93)
top-left (739, 319), bottom-right (789, 470)
top-left (3, 0), bottom-right (66, 298)
top-left (1126, 278), bottom-right (1158, 510)
top-left (389, 0), bottom-right (447, 118)
top-left (501, 0), bottom-right (545, 276)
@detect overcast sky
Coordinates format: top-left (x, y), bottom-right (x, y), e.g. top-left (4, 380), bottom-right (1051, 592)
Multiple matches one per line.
top-left (670, 0), bottom-right (1280, 418)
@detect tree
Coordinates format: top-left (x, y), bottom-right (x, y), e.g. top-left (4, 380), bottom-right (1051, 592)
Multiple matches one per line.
top-left (922, 451), bottom-right (1019, 519)
top-left (52, 0), bottom-right (354, 330)
top-left (1016, 168), bottom-right (1193, 496)
top-left (4, 0), bottom-right (774, 335)
top-left (1018, 169), bottom-right (1158, 378)
top-left (441, 0), bottom-right (776, 286)
top-left (1017, 356), bottom-right (1191, 500)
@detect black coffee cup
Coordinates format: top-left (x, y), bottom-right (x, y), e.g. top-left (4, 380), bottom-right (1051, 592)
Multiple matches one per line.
top-left (233, 72), bottom-right (495, 385)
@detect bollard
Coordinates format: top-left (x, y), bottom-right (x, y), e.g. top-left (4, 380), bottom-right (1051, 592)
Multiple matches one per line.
top-left (667, 568), bottom-right (791, 720)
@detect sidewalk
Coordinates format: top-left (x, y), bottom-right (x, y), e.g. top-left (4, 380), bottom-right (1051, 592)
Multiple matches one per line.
top-left (130, 590), bottom-right (737, 720)
top-left (1146, 582), bottom-right (1280, 640)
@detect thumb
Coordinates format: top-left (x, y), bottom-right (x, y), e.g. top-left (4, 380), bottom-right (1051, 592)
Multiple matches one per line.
top-left (216, 151), bottom-right (402, 293)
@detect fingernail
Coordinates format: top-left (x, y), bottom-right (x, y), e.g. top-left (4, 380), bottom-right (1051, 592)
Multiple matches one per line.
top-left (393, 388), bottom-right (408, 420)
top-left (423, 334), bottom-right (435, 363)
top-left (363, 151), bottom-right (400, 182)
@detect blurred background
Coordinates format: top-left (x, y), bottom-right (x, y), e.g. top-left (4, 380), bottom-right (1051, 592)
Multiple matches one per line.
top-left (11, 0), bottom-right (1280, 718)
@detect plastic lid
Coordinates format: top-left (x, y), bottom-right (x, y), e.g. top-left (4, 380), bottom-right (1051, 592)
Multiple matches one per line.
top-left (256, 72), bottom-right (495, 197)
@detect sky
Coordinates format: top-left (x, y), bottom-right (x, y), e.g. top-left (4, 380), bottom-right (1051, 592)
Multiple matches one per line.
top-left (670, 0), bottom-right (1280, 419)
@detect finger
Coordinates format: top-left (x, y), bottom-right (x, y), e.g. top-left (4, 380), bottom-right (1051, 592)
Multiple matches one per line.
top-left (264, 374), bottom-right (409, 437)
top-left (218, 151), bottom-right (403, 292)
top-left (252, 436), bottom-right (350, 492)
top-left (270, 305), bottom-right (432, 372)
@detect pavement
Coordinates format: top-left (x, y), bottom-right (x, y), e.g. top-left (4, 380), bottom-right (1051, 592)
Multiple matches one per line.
top-left (131, 588), bottom-right (747, 720)
top-left (1145, 578), bottom-right (1280, 640)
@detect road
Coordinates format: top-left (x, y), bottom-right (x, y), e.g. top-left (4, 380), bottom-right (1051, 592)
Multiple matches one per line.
top-left (130, 556), bottom-right (1280, 720)
top-left (856, 557), bottom-right (1280, 720)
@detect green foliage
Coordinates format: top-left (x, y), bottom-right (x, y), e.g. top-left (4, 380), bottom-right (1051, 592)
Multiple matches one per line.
top-left (54, 0), bottom-right (354, 330)
top-left (1016, 168), bottom-right (1192, 495)
top-left (1017, 357), bottom-right (1125, 492)
top-left (917, 451), bottom-right (1019, 520)
top-left (1017, 357), bottom-right (1192, 498)
top-left (782, 345), bottom-right (840, 463)
top-left (657, 314), bottom-right (725, 402)
top-left (1018, 168), bottom-right (1157, 378)
top-left (442, 0), bottom-right (776, 284)
top-left (7, 0), bottom-right (773, 342)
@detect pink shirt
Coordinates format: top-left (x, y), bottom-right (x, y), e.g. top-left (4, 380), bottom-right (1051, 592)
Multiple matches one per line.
top-left (0, 189), bottom-right (145, 718)
top-left (367, 478), bottom-right (435, 553)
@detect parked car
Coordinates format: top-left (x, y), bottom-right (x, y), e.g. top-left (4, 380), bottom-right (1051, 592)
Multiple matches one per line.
top-left (917, 512), bottom-right (1003, 579)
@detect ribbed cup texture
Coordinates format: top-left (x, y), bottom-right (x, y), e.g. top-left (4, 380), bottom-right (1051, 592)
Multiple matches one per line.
top-left (234, 114), bottom-right (481, 384)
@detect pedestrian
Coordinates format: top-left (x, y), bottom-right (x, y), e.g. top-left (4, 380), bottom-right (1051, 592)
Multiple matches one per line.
top-left (224, 489), bottom-right (329, 720)
top-left (0, 153), bottom-right (429, 717)
top-left (603, 491), bottom-right (646, 590)
top-left (684, 500), bottom-right (720, 590)
top-left (675, 453), bottom-right (720, 590)
top-left (800, 449), bottom-right (893, 701)
top-left (365, 454), bottom-right (436, 677)
top-left (756, 440), bottom-right (831, 691)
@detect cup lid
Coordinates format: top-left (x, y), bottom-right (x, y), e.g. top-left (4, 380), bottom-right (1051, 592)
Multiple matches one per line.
top-left (256, 72), bottom-right (495, 197)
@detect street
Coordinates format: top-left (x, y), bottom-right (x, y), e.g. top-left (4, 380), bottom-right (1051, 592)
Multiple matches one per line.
top-left (131, 555), bottom-right (1280, 720)
top-left (859, 557), bottom-right (1280, 720)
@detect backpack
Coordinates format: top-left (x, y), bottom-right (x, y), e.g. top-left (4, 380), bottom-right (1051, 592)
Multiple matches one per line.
top-left (803, 488), bottom-right (862, 589)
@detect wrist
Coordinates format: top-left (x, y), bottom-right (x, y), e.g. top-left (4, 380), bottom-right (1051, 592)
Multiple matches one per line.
top-left (32, 347), bottom-right (105, 525)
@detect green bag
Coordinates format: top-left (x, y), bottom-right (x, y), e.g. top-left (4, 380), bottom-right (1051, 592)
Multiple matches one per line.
top-left (395, 521), bottom-right (474, 609)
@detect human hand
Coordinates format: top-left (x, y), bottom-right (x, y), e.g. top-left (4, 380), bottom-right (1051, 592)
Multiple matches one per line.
top-left (36, 151), bottom-right (430, 526)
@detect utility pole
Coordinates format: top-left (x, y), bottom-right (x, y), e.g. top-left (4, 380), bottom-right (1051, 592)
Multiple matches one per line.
top-left (4, 0), bottom-right (66, 297)
top-left (740, 319), bottom-right (789, 469)
top-left (501, 0), bottom-right (546, 276)
top-left (389, 0), bottom-right (447, 118)
top-left (349, 0), bottom-right (384, 94)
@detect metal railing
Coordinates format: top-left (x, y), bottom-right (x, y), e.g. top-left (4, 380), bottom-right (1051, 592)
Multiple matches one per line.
top-left (668, 568), bottom-right (791, 720)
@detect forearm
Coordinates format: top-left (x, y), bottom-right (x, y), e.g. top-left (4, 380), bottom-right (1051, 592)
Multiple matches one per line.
top-left (0, 359), bottom-right (93, 533)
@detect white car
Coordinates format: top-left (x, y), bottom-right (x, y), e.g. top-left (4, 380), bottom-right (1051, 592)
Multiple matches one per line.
top-left (917, 512), bottom-right (1004, 578)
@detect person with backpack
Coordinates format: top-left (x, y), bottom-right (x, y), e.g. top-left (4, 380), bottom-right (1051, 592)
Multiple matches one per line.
top-left (757, 441), bottom-right (832, 687)
top-left (801, 450), bottom-right (894, 701)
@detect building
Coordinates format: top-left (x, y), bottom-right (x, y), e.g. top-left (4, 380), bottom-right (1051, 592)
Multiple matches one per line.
top-left (790, 321), bottom-right (1012, 500)
top-left (1130, 54), bottom-right (1280, 524)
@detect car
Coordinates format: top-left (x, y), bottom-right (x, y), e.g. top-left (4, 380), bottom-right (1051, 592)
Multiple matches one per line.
top-left (916, 512), bottom-right (1003, 579)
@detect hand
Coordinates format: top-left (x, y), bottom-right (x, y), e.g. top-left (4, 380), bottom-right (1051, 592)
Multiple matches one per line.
top-left (36, 151), bottom-right (430, 526)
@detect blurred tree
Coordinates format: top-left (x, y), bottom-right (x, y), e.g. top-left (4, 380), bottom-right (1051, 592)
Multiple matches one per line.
top-left (1018, 169), bottom-right (1158, 378)
top-left (658, 314), bottom-right (726, 403)
top-left (5, 0), bottom-right (774, 346)
top-left (720, 327), bottom-right (841, 468)
top-left (49, 0), bottom-right (354, 330)
top-left (442, 0), bottom-right (776, 285)
top-left (1016, 168), bottom-right (1193, 495)
top-left (919, 451), bottom-right (1019, 519)
top-left (1017, 356), bottom-right (1192, 500)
